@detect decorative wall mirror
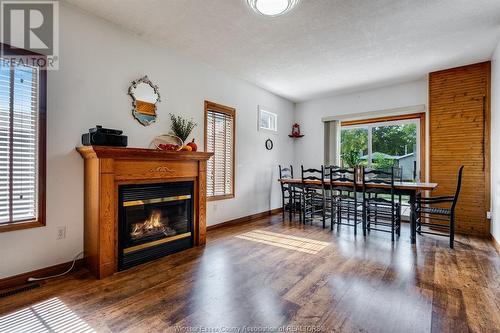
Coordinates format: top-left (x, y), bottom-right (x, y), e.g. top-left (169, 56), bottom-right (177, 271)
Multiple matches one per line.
top-left (265, 138), bottom-right (274, 150)
top-left (128, 75), bottom-right (161, 126)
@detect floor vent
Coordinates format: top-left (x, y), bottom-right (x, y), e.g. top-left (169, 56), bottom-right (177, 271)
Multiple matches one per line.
top-left (0, 283), bottom-right (41, 298)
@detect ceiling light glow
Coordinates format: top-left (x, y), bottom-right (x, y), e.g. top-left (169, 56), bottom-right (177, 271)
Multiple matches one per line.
top-left (247, 0), bottom-right (300, 17)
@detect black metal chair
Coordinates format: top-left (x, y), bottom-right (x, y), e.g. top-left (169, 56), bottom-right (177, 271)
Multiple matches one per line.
top-left (415, 166), bottom-right (464, 248)
top-left (362, 167), bottom-right (401, 241)
top-left (329, 166), bottom-right (363, 235)
top-left (301, 166), bottom-right (328, 227)
top-left (279, 165), bottom-right (302, 222)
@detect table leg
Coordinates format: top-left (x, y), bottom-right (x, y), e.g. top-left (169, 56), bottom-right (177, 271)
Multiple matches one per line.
top-left (409, 191), bottom-right (416, 244)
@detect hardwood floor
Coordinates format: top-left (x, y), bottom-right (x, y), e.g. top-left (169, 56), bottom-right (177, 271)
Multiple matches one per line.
top-left (0, 214), bottom-right (499, 333)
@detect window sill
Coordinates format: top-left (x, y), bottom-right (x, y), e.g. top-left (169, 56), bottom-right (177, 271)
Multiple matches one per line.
top-left (0, 220), bottom-right (45, 233)
top-left (207, 194), bottom-right (235, 202)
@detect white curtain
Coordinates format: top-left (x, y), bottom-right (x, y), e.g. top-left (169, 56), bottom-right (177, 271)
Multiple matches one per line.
top-left (324, 120), bottom-right (341, 167)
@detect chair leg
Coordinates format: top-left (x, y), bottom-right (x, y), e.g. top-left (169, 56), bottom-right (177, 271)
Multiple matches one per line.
top-left (282, 195), bottom-right (286, 221)
top-left (362, 202), bottom-right (367, 236)
top-left (337, 200), bottom-right (342, 231)
top-left (354, 205), bottom-right (357, 236)
top-left (396, 206), bottom-right (401, 236)
top-left (299, 192), bottom-right (303, 224)
top-left (300, 193), bottom-right (306, 224)
top-left (450, 213), bottom-right (455, 249)
top-left (330, 198), bottom-right (335, 230)
top-left (347, 205), bottom-right (351, 227)
top-left (391, 221), bottom-right (395, 242)
top-left (367, 206), bottom-right (371, 231)
top-left (322, 194), bottom-right (326, 229)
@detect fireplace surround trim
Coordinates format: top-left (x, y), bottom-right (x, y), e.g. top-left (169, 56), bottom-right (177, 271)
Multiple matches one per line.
top-left (77, 146), bottom-right (213, 279)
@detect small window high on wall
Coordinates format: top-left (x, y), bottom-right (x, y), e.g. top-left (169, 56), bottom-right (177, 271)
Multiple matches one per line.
top-left (204, 101), bottom-right (235, 201)
top-left (258, 107), bottom-right (277, 133)
top-left (0, 47), bottom-right (46, 232)
top-left (340, 113), bottom-right (425, 181)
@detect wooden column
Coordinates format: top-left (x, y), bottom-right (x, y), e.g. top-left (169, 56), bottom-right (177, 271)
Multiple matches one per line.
top-left (429, 62), bottom-right (491, 236)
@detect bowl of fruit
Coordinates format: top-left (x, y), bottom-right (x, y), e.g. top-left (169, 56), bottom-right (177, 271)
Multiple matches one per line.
top-left (150, 134), bottom-right (183, 151)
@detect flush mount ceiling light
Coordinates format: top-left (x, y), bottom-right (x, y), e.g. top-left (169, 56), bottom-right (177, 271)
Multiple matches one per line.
top-left (247, 0), bottom-right (300, 17)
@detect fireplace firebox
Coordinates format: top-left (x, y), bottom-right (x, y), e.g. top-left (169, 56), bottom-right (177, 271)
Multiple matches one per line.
top-left (118, 181), bottom-right (194, 270)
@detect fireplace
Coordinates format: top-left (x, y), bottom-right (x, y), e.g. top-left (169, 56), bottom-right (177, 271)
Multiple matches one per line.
top-left (118, 181), bottom-right (194, 270)
top-left (77, 146), bottom-right (212, 278)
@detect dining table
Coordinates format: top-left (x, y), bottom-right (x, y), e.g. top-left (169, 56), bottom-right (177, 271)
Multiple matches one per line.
top-left (279, 178), bottom-right (439, 244)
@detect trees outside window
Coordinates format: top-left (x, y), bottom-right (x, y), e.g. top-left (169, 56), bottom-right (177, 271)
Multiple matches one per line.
top-left (341, 120), bottom-right (419, 180)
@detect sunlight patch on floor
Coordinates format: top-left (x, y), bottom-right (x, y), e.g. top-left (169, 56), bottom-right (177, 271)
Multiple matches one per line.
top-left (0, 297), bottom-right (95, 333)
top-left (236, 229), bottom-right (330, 254)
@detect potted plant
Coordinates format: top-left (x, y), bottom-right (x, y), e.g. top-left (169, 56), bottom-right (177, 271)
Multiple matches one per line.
top-left (169, 113), bottom-right (197, 151)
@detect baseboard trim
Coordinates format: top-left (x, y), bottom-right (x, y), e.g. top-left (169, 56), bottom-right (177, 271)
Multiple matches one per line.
top-left (0, 259), bottom-right (85, 291)
top-left (207, 208), bottom-right (282, 231)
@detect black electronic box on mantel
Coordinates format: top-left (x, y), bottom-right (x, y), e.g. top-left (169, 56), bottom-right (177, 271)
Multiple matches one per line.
top-left (82, 125), bottom-right (128, 147)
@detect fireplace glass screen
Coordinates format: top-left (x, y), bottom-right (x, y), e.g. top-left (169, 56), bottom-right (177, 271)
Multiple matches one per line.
top-left (118, 181), bottom-right (194, 270)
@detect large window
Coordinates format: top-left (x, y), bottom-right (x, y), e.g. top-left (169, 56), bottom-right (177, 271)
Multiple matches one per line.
top-left (340, 114), bottom-right (425, 181)
top-left (0, 49), bottom-right (46, 232)
top-left (204, 101), bottom-right (235, 201)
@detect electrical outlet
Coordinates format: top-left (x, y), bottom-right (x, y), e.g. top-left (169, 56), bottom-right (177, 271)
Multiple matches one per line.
top-left (57, 226), bottom-right (66, 240)
top-left (487, 211), bottom-right (492, 219)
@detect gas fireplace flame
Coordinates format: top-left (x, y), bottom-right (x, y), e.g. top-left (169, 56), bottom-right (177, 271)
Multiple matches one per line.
top-left (130, 210), bottom-right (169, 240)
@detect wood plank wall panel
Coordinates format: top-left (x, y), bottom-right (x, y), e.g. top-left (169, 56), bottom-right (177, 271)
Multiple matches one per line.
top-left (429, 62), bottom-right (490, 236)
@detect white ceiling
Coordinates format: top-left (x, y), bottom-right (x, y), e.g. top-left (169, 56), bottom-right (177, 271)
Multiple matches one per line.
top-left (65, 0), bottom-right (500, 102)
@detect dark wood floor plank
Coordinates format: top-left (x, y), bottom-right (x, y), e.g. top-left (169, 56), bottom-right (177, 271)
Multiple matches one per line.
top-left (0, 214), bottom-right (498, 333)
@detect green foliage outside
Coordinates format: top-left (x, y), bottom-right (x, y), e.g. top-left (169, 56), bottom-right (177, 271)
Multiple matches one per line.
top-left (372, 153), bottom-right (395, 169)
top-left (340, 128), bottom-right (367, 168)
top-left (341, 150), bottom-right (363, 168)
top-left (372, 124), bottom-right (416, 156)
top-left (341, 123), bottom-right (416, 168)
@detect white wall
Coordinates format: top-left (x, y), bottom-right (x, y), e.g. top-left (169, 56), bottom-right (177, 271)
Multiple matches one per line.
top-left (293, 80), bottom-right (428, 171)
top-left (490, 40), bottom-right (500, 245)
top-left (0, 3), bottom-right (295, 278)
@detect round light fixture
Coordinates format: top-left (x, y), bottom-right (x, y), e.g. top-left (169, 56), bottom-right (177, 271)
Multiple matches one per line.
top-left (247, 0), bottom-right (300, 17)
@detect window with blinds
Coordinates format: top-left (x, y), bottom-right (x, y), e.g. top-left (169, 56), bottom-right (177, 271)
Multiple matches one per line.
top-left (0, 58), bottom-right (43, 228)
top-left (204, 101), bottom-right (235, 200)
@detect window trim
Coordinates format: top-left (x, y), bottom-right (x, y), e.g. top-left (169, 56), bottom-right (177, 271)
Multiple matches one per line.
top-left (341, 112), bottom-right (426, 181)
top-left (0, 43), bottom-right (47, 233)
top-left (204, 101), bottom-right (235, 202)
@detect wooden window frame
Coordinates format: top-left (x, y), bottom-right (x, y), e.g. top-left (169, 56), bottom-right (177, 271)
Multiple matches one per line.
top-left (0, 43), bottom-right (47, 233)
top-left (341, 112), bottom-right (426, 180)
top-left (204, 101), bottom-right (236, 202)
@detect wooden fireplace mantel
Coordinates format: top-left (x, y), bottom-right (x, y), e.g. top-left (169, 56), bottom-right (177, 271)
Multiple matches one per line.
top-left (77, 146), bottom-right (213, 279)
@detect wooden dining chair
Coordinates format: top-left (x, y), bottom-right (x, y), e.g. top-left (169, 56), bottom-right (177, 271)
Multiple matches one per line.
top-left (362, 167), bottom-right (401, 241)
top-left (415, 165), bottom-right (464, 248)
top-left (301, 165), bottom-right (328, 227)
top-left (279, 165), bottom-right (301, 222)
top-left (329, 166), bottom-right (363, 235)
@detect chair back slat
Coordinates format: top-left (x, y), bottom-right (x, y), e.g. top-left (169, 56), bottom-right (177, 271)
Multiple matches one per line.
top-left (363, 166), bottom-right (395, 195)
top-left (279, 165), bottom-right (294, 179)
top-left (329, 166), bottom-right (356, 190)
top-left (301, 166), bottom-right (324, 183)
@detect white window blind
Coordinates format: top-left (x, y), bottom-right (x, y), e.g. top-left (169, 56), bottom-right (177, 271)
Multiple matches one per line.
top-left (0, 61), bottom-right (39, 224)
top-left (206, 109), bottom-right (234, 198)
